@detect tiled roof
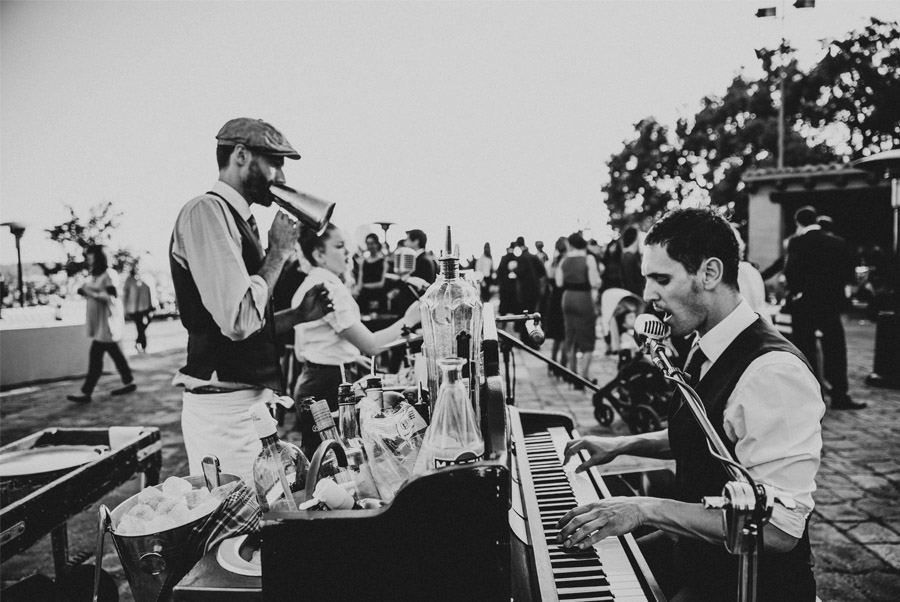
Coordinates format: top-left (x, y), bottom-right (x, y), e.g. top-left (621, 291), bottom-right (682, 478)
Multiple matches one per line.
top-left (743, 162), bottom-right (866, 180)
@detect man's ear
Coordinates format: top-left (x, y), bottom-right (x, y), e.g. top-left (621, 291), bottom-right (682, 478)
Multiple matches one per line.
top-left (233, 144), bottom-right (249, 167)
top-left (701, 257), bottom-right (725, 289)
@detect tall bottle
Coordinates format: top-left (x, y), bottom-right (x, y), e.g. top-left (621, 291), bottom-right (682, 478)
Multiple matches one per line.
top-left (249, 402), bottom-right (310, 514)
top-left (414, 357), bottom-right (485, 474)
top-left (311, 398), bottom-right (381, 502)
top-left (419, 226), bottom-right (483, 417)
top-left (337, 384), bottom-right (383, 502)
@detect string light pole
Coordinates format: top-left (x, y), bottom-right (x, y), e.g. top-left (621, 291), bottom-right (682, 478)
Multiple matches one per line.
top-left (755, 0), bottom-right (816, 170)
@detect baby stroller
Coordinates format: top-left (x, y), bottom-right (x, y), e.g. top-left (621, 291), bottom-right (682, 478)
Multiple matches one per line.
top-left (592, 348), bottom-right (672, 434)
top-left (592, 289), bottom-right (673, 434)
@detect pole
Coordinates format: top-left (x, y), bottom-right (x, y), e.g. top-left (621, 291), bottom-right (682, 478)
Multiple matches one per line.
top-left (15, 233), bottom-right (24, 307)
top-left (778, 69), bottom-right (785, 170)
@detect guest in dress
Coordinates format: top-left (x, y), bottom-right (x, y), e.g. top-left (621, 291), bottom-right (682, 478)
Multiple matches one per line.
top-left (556, 232), bottom-right (602, 387)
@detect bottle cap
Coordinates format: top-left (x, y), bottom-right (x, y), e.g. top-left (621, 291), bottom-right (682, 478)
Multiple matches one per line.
top-left (248, 402), bottom-right (277, 438)
top-left (337, 383), bottom-right (353, 402)
top-left (310, 399), bottom-right (336, 432)
top-left (298, 396), bottom-right (316, 411)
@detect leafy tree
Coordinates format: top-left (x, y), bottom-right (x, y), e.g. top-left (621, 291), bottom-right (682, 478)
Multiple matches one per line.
top-left (604, 18), bottom-right (900, 225)
top-left (45, 201), bottom-right (123, 276)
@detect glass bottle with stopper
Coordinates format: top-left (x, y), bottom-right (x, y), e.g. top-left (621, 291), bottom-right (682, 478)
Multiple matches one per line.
top-left (419, 226), bottom-right (483, 416)
top-left (414, 357), bottom-right (485, 473)
top-left (249, 402), bottom-right (310, 514)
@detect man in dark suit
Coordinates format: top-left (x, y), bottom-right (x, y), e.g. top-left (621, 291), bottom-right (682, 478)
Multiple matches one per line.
top-left (784, 206), bottom-right (863, 409)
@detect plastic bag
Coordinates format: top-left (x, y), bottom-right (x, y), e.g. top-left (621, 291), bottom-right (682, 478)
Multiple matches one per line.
top-left (359, 400), bottom-right (427, 503)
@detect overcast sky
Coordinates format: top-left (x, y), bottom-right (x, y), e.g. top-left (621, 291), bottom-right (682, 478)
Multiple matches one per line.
top-left (2, 0), bottom-right (897, 270)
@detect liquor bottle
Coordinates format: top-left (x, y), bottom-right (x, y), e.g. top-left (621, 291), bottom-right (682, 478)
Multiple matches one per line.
top-left (419, 226), bottom-right (482, 418)
top-left (414, 357), bottom-right (485, 474)
top-left (337, 384), bottom-right (383, 502)
top-left (296, 396), bottom-right (319, 461)
top-left (249, 402), bottom-right (310, 514)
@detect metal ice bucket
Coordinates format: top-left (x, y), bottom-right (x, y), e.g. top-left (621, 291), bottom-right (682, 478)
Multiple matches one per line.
top-left (97, 473), bottom-right (240, 602)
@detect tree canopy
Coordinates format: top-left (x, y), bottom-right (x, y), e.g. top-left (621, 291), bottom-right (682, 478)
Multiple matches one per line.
top-left (603, 18), bottom-right (900, 229)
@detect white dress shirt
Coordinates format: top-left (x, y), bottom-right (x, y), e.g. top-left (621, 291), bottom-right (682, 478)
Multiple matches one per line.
top-left (692, 300), bottom-right (825, 537)
top-left (171, 180), bottom-right (270, 389)
top-left (293, 267), bottom-right (360, 365)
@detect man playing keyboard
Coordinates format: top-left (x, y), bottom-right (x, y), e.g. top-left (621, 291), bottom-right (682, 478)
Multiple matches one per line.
top-left (557, 208), bottom-right (824, 602)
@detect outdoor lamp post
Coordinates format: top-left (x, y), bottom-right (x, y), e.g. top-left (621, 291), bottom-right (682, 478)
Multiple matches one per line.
top-left (853, 149), bottom-right (900, 389)
top-left (755, 0), bottom-right (815, 170)
top-left (1, 221), bottom-right (27, 307)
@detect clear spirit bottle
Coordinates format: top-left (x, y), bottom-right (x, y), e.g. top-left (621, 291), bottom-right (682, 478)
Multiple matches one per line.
top-left (249, 402), bottom-right (310, 514)
top-left (419, 226), bottom-right (482, 417)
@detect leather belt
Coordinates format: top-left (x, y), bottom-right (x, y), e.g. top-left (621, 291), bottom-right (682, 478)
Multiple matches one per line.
top-left (186, 385), bottom-right (250, 395)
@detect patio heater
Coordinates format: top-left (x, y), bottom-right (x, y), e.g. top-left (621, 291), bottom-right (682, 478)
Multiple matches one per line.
top-left (852, 149), bottom-right (900, 388)
top-left (2, 222), bottom-right (27, 307)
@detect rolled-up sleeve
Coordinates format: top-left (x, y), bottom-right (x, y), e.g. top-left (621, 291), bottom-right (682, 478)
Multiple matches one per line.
top-left (172, 197), bottom-right (268, 340)
top-left (723, 351), bottom-right (825, 538)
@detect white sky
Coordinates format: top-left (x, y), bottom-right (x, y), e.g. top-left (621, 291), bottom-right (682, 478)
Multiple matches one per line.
top-left (2, 0), bottom-right (897, 270)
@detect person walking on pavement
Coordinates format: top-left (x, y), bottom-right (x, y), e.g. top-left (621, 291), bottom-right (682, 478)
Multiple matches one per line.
top-left (558, 208), bottom-right (824, 602)
top-left (556, 232), bottom-right (601, 387)
top-left (67, 245), bottom-right (136, 403)
top-left (784, 206), bottom-right (863, 410)
top-left (169, 117), bottom-right (332, 482)
top-left (123, 259), bottom-right (157, 353)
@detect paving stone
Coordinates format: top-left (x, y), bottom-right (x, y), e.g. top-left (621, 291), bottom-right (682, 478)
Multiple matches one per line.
top-left (814, 572), bottom-right (871, 602)
top-left (857, 571), bottom-right (900, 602)
top-left (867, 545), bottom-right (900, 570)
top-left (847, 474), bottom-right (900, 496)
top-left (847, 522), bottom-right (900, 544)
top-left (815, 501), bottom-right (873, 522)
top-left (856, 498), bottom-right (900, 520)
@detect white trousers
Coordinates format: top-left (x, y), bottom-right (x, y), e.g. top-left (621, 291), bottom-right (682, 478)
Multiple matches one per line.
top-left (181, 388), bottom-right (273, 485)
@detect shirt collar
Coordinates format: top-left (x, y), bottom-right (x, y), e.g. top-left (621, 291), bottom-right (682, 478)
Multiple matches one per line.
top-left (309, 266), bottom-right (344, 285)
top-left (695, 299), bottom-right (757, 366)
top-left (212, 180), bottom-right (253, 221)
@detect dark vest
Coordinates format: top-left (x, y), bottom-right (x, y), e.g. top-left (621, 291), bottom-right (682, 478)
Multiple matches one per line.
top-left (668, 317), bottom-right (820, 602)
top-left (170, 194), bottom-right (283, 393)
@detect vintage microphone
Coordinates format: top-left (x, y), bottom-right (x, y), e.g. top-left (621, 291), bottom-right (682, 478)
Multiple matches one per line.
top-left (633, 313), bottom-right (792, 602)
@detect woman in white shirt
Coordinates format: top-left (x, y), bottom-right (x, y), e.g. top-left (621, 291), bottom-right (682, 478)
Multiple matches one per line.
top-left (292, 224), bottom-right (421, 411)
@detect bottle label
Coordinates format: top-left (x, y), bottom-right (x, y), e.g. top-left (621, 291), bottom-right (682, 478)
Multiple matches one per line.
top-left (433, 450), bottom-right (484, 468)
top-left (264, 471), bottom-right (297, 506)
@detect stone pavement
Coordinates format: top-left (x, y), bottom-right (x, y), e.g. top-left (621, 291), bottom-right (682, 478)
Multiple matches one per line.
top-left (1, 315), bottom-right (899, 601)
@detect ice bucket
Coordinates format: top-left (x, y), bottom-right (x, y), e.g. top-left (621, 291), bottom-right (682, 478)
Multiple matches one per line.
top-left (99, 473), bottom-right (240, 602)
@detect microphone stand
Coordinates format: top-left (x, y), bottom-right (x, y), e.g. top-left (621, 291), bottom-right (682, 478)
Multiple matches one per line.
top-left (641, 338), bottom-right (787, 602)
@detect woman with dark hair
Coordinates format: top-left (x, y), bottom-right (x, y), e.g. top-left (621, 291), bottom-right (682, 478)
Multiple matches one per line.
top-left (353, 232), bottom-right (388, 314)
top-left (291, 224), bottom-right (421, 412)
top-left (556, 232), bottom-right (602, 387)
top-left (67, 245), bottom-right (135, 403)
top-left (541, 236), bottom-right (569, 369)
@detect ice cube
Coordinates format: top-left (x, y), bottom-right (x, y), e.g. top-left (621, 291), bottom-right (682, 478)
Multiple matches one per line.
top-left (156, 495), bottom-right (184, 515)
top-left (166, 500), bottom-right (192, 526)
top-left (115, 515), bottom-right (147, 536)
top-left (136, 486), bottom-right (168, 510)
top-left (183, 487), bottom-right (211, 509)
top-left (162, 476), bottom-right (193, 498)
top-left (250, 550), bottom-right (262, 566)
top-left (126, 503), bottom-right (156, 522)
top-left (145, 515), bottom-right (178, 534)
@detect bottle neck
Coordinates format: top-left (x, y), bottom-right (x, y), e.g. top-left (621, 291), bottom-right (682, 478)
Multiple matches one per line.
top-left (338, 403), bottom-right (360, 439)
top-left (441, 259), bottom-right (459, 279)
top-left (259, 433), bottom-right (279, 447)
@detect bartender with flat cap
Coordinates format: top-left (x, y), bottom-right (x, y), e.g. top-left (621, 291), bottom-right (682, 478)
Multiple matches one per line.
top-left (170, 117), bottom-right (333, 483)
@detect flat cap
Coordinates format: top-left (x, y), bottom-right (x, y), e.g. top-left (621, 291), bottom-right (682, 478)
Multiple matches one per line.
top-left (215, 118), bottom-right (300, 159)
